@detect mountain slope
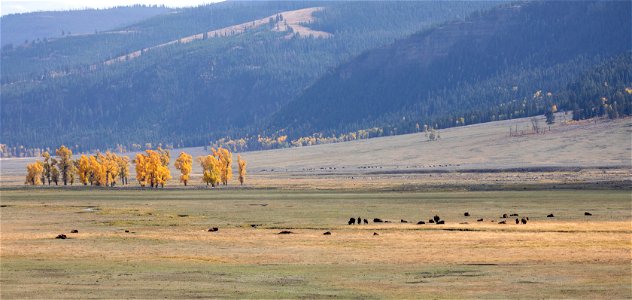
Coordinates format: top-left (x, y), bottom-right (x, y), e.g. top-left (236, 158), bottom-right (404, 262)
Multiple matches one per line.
top-left (1, 1), bottom-right (496, 151)
top-left (270, 1), bottom-right (632, 137)
top-left (0, 6), bottom-right (173, 47)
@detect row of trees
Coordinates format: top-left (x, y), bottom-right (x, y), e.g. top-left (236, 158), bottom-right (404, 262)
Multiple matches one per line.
top-left (25, 146), bottom-right (247, 188)
top-left (25, 146), bottom-right (131, 186)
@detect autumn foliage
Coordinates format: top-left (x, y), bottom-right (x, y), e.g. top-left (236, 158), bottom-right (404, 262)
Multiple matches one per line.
top-left (134, 149), bottom-right (171, 188)
top-left (238, 155), bottom-right (247, 185)
top-left (174, 152), bottom-right (193, 186)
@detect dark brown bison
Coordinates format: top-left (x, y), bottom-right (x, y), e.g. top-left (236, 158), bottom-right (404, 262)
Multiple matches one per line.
top-left (433, 215), bottom-right (441, 222)
top-left (358, 217), bottom-right (362, 224)
top-left (510, 213), bottom-right (519, 217)
top-left (323, 231), bottom-right (331, 235)
top-left (348, 218), bottom-right (356, 225)
top-left (502, 214), bottom-right (508, 218)
top-left (521, 218), bottom-right (527, 224)
top-left (417, 221), bottom-right (425, 225)
top-left (278, 230), bottom-right (293, 234)
top-left (208, 227), bottom-right (219, 232)
top-left (401, 219), bottom-right (408, 223)
top-left (55, 234), bottom-right (67, 239)
top-left (498, 220), bottom-right (506, 224)
top-left (547, 214), bottom-right (555, 218)
top-left (464, 212), bottom-right (470, 217)
top-left (70, 229), bottom-right (78, 233)
top-left (364, 219), bottom-right (368, 224)
top-left (373, 232), bottom-right (379, 236)
top-left (373, 218), bottom-right (383, 223)
top-left (436, 220), bottom-right (445, 225)
top-left (477, 218), bottom-right (484, 222)
top-left (515, 218), bottom-right (519, 224)
top-left (585, 212), bottom-right (592, 216)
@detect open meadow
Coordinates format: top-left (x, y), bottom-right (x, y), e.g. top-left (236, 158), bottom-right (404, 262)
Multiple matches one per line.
top-left (1, 116), bottom-right (631, 298)
top-left (1, 189), bottom-right (630, 298)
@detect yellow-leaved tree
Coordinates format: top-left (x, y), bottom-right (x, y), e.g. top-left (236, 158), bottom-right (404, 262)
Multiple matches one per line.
top-left (25, 161), bottom-right (44, 185)
top-left (174, 152), bottom-right (193, 186)
top-left (117, 155), bottom-right (130, 185)
top-left (90, 154), bottom-right (106, 186)
top-left (76, 155), bottom-right (91, 185)
top-left (212, 147), bottom-right (233, 185)
top-left (135, 150), bottom-right (170, 188)
top-left (104, 152), bottom-right (120, 186)
top-left (55, 145), bottom-right (73, 185)
top-left (134, 153), bottom-right (148, 187)
top-left (237, 155), bottom-right (247, 185)
top-left (199, 155), bottom-right (221, 187)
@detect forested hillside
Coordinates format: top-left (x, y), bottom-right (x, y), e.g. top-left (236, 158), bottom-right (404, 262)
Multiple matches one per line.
top-left (0, 6), bottom-right (172, 47)
top-left (270, 1), bottom-right (632, 139)
top-left (1, 1), bottom-right (496, 154)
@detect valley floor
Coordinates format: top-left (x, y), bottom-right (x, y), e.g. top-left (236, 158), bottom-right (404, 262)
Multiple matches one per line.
top-left (1, 189), bottom-right (630, 298)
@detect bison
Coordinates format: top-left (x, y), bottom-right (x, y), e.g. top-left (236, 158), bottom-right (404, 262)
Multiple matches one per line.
top-left (401, 219), bottom-right (408, 223)
top-left (55, 234), bottom-right (67, 239)
top-left (464, 212), bottom-right (470, 217)
top-left (515, 218), bottom-right (519, 224)
top-left (547, 214), bottom-right (555, 218)
top-left (417, 221), bottom-right (425, 225)
top-left (433, 215), bottom-right (441, 222)
top-left (502, 214), bottom-right (508, 218)
top-left (373, 232), bottom-right (379, 236)
top-left (477, 218), bottom-right (484, 222)
top-left (323, 231), bottom-right (332, 235)
top-left (498, 220), bottom-right (506, 224)
top-left (364, 219), bottom-right (368, 224)
top-left (373, 218), bottom-right (383, 223)
top-left (348, 218), bottom-right (356, 225)
top-left (521, 218), bottom-right (527, 224)
top-left (208, 227), bottom-right (219, 232)
top-left (278, 230), bottom-right (293, 234)
top-left (436, 220), bottom-right (445, 225)
top-left (585, 212), bottom-right (592, 216)
top-left (70, 229), bottom-right (79, 233)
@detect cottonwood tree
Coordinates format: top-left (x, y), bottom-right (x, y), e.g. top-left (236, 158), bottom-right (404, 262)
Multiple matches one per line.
top-left (55, 145), bottom-right (73, 185)
top-left (212, 147), bottom-right (233, 185)
top-left (25, 162), bottom-right (44, 185)
top-left (237, 155), bottom-right (247, 185)
top-left (198, 155), bottom-right (221, 187)
top-left (174, 152), bottom-right (193, 186)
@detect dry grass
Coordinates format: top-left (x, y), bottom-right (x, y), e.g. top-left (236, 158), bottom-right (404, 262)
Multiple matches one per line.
top-left (1, 189), bottom-right (630, 298)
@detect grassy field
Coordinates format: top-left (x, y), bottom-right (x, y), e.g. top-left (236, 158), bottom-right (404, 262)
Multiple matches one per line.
top-left (1, 188), bottom-right (630, 298)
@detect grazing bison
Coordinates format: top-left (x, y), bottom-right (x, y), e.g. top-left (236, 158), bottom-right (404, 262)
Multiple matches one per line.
top-left (373, 218), bottom-right (383, 223)
top-left (55, 234), bottom-right (67, 239)
top-left (433, 215), bottom-right (441, 222)
top-left (477, 218), bottom-right (484, 222)
top-left (521, 218), bottom-right (527, 224)
top-left (417, 221), bottom-right (425, 225)
top-left (585, 212), bottom-right (592, 216)
top-left (348, 218), bottom-right (356, 225)
top-left (401, 219), bottom-right (408, 223)
top-left (364, 219), bottom-right (368, 224)
top-left (278, 231), bottom-right (293, 234)
top-left (498, 220), bottom-right (506, 224)
top-left (358, 217), bottom-right (362, 224)
top-left (464, 212), bottom-right (470, 217)
top-left (208, 227), bottom-right (219, 232)
top-left (515, 218), bottom-right (519, 224)
top-left (373, 232), bottom-right (379, 236)
top-left (436, 220), bottom-right (445, 225)
top-left (502, 214), bottom-right (508, 218)
top-left (510, 213), bottom-right (519, 217)
top-left (547, 214), bottom-right (555, 218)
top-left (70, 229), bottom-right (79, 233)
top-left (428, 219), bottom-right (435, 223)
top-left (323, 231), bottom-right (332, 235)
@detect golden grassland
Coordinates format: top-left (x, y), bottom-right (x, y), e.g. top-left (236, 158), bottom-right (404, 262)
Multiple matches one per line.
top-left (1, 189), bottom-right (630, 298)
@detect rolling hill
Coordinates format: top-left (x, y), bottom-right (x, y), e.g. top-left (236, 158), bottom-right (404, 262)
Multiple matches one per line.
top-left (1, 1), bottom-right (495, 152)
top-left (270, 1), bottom-right (632, 138)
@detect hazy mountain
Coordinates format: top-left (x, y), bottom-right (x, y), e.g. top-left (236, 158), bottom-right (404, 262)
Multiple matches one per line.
top-left (269, 1), bottom-right (631, 138)
top-left (1, 1), bottom-right (495, 151)
top-left (0, 6), bottom-right (173, 47)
